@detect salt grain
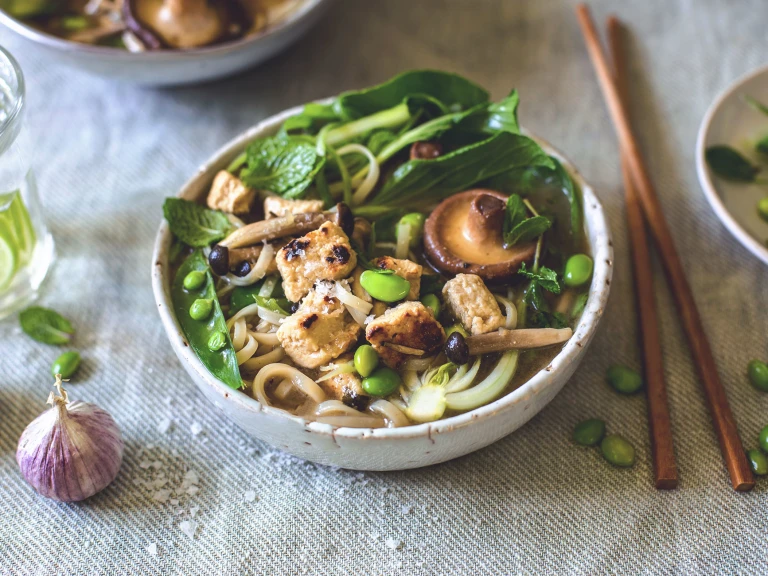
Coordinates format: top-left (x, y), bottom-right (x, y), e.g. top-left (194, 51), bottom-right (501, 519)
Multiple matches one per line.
top-left (189, 506), bottom-right (200, 518)
top-left (187, 486), bottom-right (200, 496)
top-left (190, 422), bottom-right (203, 436)
top-left (179, 520), bottom-right (198, 539)
top-left (139, 460), bottom-right (152, 469)
top-left (151, 460), bottom-right (163, 470)
top-left (400, 505), bottom-right (412, 515)
top-left (157, 418), bottom-right (172, 434)
top-left (147, 543), bottom-right (158, 556)
top-left (385, 538), bottom-right (401, 550)
top-left (152, 489), bottom-right (172, 503)
top-left (170, 499), bottom-right (179, 506)
top-left (244, 490), bottom-right (256, 502)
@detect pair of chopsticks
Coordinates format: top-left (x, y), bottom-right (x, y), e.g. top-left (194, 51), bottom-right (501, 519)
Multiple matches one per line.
top-left (576, 5), bottom-right (754, 491)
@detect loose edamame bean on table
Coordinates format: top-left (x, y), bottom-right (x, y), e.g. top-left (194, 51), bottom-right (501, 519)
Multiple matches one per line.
top-left (362, 367), bottom-right (401, 396)
top-left (51, 351), bottom-right (81, 379)
top-left (354, 345), bottom-right (379, 378)
top-left (759, 425), bottom-right (768, 454)
top-left (573, 418), bottom-right (606, 446)
top-left (189, 298), bottom-right (213, 321)
top-left (420, 293), bottom-right (441, 317)
top-left (747, 359), bottom-right (768, 392)
top-left (183, 270), bottom-right (206, 291)
top-left (564, 254), bottom-right (593, 288)
top-left (359, 270), bottom-right (410, 302)
top-left (747, 449), bottom-right (768, 476)
top-left (606, 364), bottom-right (643, 394)
top-left (600, 434), bottom-right (636, 467)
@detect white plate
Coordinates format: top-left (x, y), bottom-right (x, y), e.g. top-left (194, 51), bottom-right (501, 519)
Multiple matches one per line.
top-left (696, 64), bottom-right (768, 265)
top-left (0, 0), bottom-right (329, 86)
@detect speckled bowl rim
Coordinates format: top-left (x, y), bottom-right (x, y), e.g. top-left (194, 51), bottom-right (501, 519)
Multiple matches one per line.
top-left (152, 102), bottom-right (613, 441)
top-left (0, 0), bottom-right (326, 60)
top-left (695, 63), bottom-right (768, 266)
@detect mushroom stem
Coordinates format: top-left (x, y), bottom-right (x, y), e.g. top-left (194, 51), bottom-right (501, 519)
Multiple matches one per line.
top-left (219, 203), bottom-right (353, 249)
top-left (465, 193), bottom-right (505, 244)
top-left (466, 328), bottom-right (573, 355)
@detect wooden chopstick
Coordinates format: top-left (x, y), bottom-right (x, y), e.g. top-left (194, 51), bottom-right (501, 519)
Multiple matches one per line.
top-left (606, 17), bottom-right (678, 490)
top-left (576, 4), bottom-right (754, 491)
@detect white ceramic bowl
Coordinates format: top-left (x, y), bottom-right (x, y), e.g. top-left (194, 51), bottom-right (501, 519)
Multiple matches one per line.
top-left (696, 64), bottom-right (768, 265)
top-left (151, 106), bottom-right (613, 470)
top-left (0, 0), bottom-right (329, 86)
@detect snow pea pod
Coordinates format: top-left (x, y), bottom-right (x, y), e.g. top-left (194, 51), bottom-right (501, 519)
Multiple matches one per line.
top-left (172, 249), bottom-right (243, 390)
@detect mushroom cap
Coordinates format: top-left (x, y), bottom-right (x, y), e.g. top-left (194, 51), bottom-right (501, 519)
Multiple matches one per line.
top-left (423, 189), bottom-right (536, 283)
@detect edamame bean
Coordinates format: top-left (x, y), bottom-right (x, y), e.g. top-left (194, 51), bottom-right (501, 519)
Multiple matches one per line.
top-left (51, 351), bottom-right (81, 379)
top-left (354, 345), bottom-right (379, 378)
top-left (208, 331), bottom-right (227, 352)
top-left (421, 293), bottom-right (441, 317)
top-left (360, 270), bottom-right (410, 302)
top-left (759, 425), bottom-right (768, 454)
top-left (606, 364), bottom-right (643, 394)
top-left (747, 449), bottom-right (768, 476)
top-left (362, 367), bottom-right (401, 397)
top-left (445, 324), bottom-right (468, 338)
top-left (564, 254), bottom-right (593, 288)
top-left (600, 434), bottom-right (636, 467)
top-left (573, 418), bottom-right (606, 446)
top-left (758, 197), bottom-right (768, 223)
top-left (189, 298), bottom-right (213, 321)
top-left (396, 213), bottom-right (426, 248)
top-left (183, 270), bottom-right (206, 291)
top-left (747, 359), bottom-right (768, 392)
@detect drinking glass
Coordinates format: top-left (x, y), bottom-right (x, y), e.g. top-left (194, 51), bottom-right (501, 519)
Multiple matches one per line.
top-left (0, 46), bottom-right (54, 320)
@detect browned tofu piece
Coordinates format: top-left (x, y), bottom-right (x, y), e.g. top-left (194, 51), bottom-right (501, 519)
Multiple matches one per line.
top-left (263, 196), bottom-right (324, 219)
top-left (318, 359), bottom-right (369, 411)
top-left (206, 170), bottom-right (256, 215)
top-left (372, 256), bottom-right (422, 301)
top-left (442, 273), bottom-right (504, 335)
top-left (275, 221), bottom-right (357, 302)
top-left (276, 285), bottom-right (362, 369)
top-left (365, 302), bottom-right (445, 369)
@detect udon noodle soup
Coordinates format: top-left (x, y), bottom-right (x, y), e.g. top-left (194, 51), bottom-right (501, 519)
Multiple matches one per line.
top-left (164, 70), bottom-right (592, 429)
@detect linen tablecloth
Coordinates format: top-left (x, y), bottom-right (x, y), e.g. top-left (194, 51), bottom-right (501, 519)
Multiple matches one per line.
top-left (1, 1), bottom-right (767, 574)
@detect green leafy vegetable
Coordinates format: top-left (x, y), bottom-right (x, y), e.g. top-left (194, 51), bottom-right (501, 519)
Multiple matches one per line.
top-left (756, 135), bottom-right (768, 157)
top-left (420, 274), bottom-right (446, 297)
top-left (230, 280), bottom-right (286, 315)
top-left (19, 306), bottom-right (75, 345)
top-left (455, 90), bottom-right (520, 136)
top-left (240, 136), bottom-right (324, 198)
top-left (705, 145), bottom-right (760, 182)
top-left (372, 132), bottom-right (555, 206)
top-left (744, 95), bottom-right (768, 117)
top-left (172, 250), bottom-right (242, 389)
top-left (333, 69), bottom-right (490, 120)
top-left (518, 264), bottom-right (566, 329)
top-left (282, 102), bottom-right (339, 134)
top-left (163, 198), bottom-right (233, 247)
top-left (502, 193), bottom-right (552, 247)
top-left (252, 295), bottom-right (291, 316)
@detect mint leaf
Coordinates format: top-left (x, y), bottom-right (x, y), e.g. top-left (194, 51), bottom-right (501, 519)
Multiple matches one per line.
top-left (503, 193), bottom-right (551, 247)
top-left (519, 263), bottom-right (561, 294)
top-left (20, 306), bottom-right (74, 345)
top-left (163, 198), bottom-right (232, 247)
top-left (241, 136), bottom-right (323, 198)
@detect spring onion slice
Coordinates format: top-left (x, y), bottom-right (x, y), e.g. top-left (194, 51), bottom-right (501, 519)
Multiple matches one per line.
top-left (445, 358), bottom-right (481, 394)
top-left (336, 144), bottom-right (380, 205)
top-left (395, 222), bottom-right (411, 259)
top-left (316, 361), bottom-right (356, 383)
top-left (445, 351), bottom-right (519, 412)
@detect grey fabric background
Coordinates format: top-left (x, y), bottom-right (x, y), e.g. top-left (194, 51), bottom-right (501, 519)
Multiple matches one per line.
top-left (1, 1), bottom-right (767, 574)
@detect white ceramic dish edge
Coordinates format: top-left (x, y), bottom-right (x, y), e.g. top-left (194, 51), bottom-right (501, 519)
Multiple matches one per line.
top-left (695, 63), bottom-right (768, 266)
top-left (151, 105), bottom-right (613, 470)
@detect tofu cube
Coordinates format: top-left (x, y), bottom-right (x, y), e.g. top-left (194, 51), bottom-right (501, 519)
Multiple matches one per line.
top-left (276, 285), bottom-right (362, 369)
top-left (206, 170), bottom-right (255, 215)
top-left (372, 256), bottom-right (422, 301)
top-left (276, 221), bottom-right (357, 302)
top-left (442, 273), bottom-right (504, 335)
top-left (264, 196), bottom-right (324, 219)
top-left (365, 302), bottom-right (445, 369)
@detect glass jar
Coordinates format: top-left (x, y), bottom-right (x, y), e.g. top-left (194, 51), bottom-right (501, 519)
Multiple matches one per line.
top-left (0, 46), bottom-right (54, 320)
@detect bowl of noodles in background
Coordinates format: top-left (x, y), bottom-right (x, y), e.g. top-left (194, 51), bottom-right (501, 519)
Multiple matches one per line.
top-left (0, 0), bottom-right (330, 85)
top-left (151, 103), bottom-right (613, 471)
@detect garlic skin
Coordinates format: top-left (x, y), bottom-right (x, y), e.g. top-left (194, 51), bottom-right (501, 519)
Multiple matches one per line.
top-left (16, 378), bottom-right (124, 503)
